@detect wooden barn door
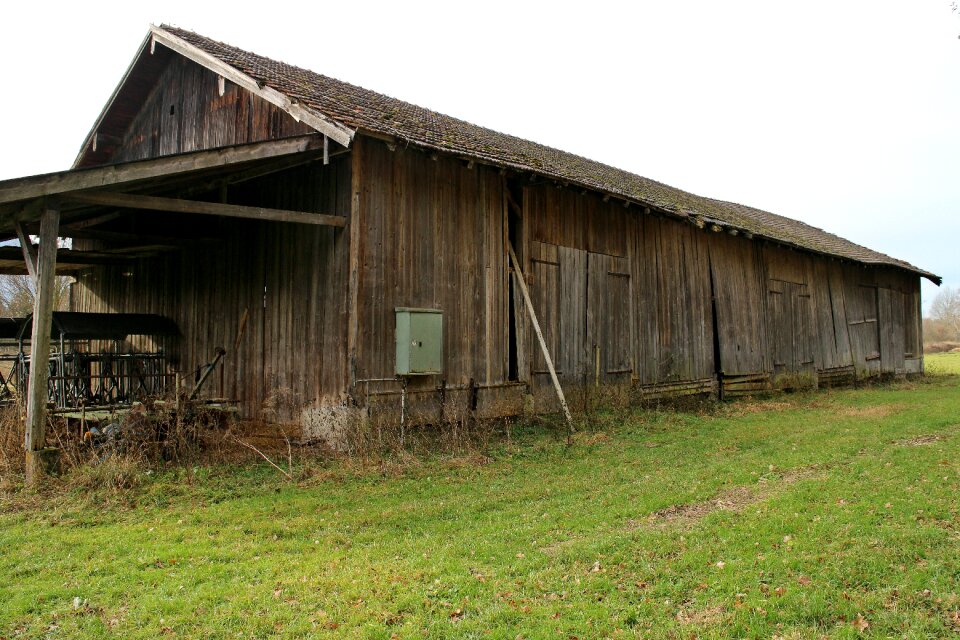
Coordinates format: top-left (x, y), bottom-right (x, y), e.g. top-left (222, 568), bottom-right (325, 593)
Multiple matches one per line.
top-left (878, 287), bottom-right (906, 373)
top-left (767, 280), bottom-right (815, 374)
top-left (527, 241), bottom-right (632, 398)
top-left (847, 284), bottom-right (881, 377)
top-left (587, 253), bottom-right (633, 385)
top-left (528, 242), bottom-right (587, 391)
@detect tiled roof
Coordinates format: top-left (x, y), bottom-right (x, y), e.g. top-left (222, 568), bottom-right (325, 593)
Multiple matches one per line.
top-left (161, 26), bottom-right (939, 283)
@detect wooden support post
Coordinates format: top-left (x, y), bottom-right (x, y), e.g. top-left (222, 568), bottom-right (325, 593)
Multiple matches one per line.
top-left (346, 140), bottom-right (363, 394)
top-left (15, 222), bottom-right (38, 289)
top-left (24, 200), bottom-right (60, 486)
top-left (507, 243), bottom-right (574, 437)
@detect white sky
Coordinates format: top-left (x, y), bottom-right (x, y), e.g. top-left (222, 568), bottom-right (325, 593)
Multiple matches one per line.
top-left (0, 0), bottom-right (956, 311)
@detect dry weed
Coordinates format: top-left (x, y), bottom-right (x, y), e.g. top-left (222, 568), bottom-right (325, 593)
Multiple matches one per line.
top-left (0, 404), bottom-right (25, 480)
top-left (838, 404), bottom-right (904, 419)
top-left (893, 433), bottom-right (949, 447)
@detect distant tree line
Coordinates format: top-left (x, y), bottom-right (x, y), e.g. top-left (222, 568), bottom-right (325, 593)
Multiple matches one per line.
top-left (925, 286), bottom-right (960, 350)
top-left (0, 275), bottom-right (70, 318)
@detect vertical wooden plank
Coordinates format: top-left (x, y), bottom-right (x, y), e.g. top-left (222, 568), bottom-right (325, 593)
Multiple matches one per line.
top-left (708, 232), bottom-right (767, 376)
top-left (604, 255), bottom-right (633, 382)
top-left (24, 201), bottom-right (60, 485)
top-left (346, 139), bottom-right (364, 390)
top-left (559, 246), bottom-right (587, 385)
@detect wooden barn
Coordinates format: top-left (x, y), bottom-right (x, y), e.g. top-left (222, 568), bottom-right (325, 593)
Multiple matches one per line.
top-left (0, 26), bottom-right (939, 462)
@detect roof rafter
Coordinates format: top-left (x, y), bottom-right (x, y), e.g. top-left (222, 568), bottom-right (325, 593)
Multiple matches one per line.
top-left (64, 191), bottom-right (346, 227)
top-left (0, 134), bottom-right (325, 209)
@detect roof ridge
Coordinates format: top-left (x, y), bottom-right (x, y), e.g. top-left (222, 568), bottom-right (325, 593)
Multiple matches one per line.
top-left (158, 26), bottom-right (650, 177)
top-left (156, 25), bottom-right (939, 283)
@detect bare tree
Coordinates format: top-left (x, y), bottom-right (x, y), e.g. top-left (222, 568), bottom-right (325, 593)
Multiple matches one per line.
top-left (930, 286), bottom-right (960, 341)
top-left (0, 275), bottom-right (71, 317)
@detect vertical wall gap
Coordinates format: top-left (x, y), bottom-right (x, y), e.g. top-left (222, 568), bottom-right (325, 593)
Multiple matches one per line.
top-left (708, 257), bottom-right (724, 400)
top-left (505, 179), bottom-right (524, 382)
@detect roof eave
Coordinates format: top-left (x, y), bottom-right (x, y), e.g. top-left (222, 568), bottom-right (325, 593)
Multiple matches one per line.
top-left (72, 31), bottom-right (155, 169)
top-left (353, 129), bottom-right (942, 285)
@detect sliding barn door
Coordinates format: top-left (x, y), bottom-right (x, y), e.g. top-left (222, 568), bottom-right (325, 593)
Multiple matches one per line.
top-left (528, 242), bottom-right (588, 388)
top-left (767, 280), bottom-right (815, 375)
top-left (878, 287), bottom-right (906, 374)
top-left (587, 253), bottom-right (633, 384)
top-left (847, 284), bottom-right (881, 377)
top-left (527, 241), bottom-right (632, 398)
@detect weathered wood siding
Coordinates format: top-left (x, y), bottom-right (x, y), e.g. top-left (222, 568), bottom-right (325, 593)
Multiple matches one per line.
top-left (351, 138), bottom-right (511, 398)
top-left (631, 214), bottom-right (714, 386)
top-left (71, 158), bottom-right (351, 419)
top-left (520, 182), bottom-right (922, 401)
top-left (524, 186), bottom-right (713, 394)
top-left (707, 232), bottom-right (768, 376)
top-left (59, 48), bottom-right (929, 428)
top-left (762, 245), bottom-right (816, 377)
top-left (109, 55), bottom-right (313, 163)
top-left (810, 260), bottom-right (855, 373)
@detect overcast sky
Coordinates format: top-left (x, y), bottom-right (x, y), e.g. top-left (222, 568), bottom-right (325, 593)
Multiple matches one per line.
top-left (0, 1), bottom-right (956, 311)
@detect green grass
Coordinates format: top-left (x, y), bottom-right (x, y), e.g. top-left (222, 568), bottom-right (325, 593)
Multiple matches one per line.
top-left (925, 351), bottom-right (960, 375)
top-left (2, 374), bottom-right (960, 639)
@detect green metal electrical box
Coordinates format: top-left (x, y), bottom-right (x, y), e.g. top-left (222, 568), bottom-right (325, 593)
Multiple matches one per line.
top-left (395, 308), bottom-right (443, 376)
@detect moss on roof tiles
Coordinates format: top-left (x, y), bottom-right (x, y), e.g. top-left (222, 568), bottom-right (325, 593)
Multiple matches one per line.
top-left (160, 25), bottom-right (938, 283)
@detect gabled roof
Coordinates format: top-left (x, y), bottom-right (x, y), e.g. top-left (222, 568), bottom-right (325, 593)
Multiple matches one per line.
top-left (93, 25), bottom-right (943, 284)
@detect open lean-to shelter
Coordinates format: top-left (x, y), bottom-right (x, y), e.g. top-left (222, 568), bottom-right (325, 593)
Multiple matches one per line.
top-left (0, 26), bottom-right (939, 465)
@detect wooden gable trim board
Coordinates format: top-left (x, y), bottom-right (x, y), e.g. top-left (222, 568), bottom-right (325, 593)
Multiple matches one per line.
top-left (148, 26), bottom-right (355, 147)
top-left (73, 31), bottom-right (155, 168)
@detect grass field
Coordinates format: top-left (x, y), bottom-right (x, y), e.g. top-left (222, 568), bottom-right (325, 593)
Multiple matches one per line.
top-left (2, 366), bottom-right (959, 639)
top-left (925, 351), bottom-right (960, 375)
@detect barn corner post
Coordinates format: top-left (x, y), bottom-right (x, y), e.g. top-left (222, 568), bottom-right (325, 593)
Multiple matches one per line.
top-left (24, 197), bottom-right (61, 487)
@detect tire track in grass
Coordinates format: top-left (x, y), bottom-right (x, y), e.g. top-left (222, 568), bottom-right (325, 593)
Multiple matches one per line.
top-left (629, 464), bottom-right (828, 530)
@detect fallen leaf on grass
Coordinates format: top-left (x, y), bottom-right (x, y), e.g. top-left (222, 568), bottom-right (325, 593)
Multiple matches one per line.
top-left (948, 610), bottom-right (960, 629)
top-left (852, 613), bottom-right (870, 633)
top-left (797, 575), bottom-right (811, 586)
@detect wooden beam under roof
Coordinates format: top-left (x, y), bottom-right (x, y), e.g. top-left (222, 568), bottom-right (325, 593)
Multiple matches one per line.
top-left (34, 224), bottom-right (214, 246)
top-left (0, 246), bottom-right (159, 268)
top-left (14, 223), bottom-right (38, 287)
top-left (63, 191), bottom-right (347, 227)
top-left (0, 134), bottom-right (325, 207)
